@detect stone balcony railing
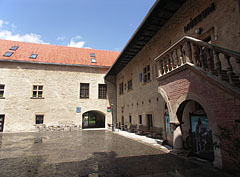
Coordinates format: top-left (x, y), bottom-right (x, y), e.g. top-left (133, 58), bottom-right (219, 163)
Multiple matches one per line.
top-left (154, 36), bottom-right (240, 86)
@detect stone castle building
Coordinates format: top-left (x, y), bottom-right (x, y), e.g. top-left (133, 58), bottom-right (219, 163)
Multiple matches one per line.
top-left (0, 40), bottom-right (119, 132)
top-left (0, 0), bottom-right (240, 171)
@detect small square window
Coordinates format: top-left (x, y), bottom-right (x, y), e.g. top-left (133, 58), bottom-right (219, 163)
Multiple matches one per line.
top-left (3, 52), bottom-right (13, 57)
top-left (90, 53), bottom-right (95, 57)
top-left (29, 54), bottom-right (38, 59)
top-left (0, 84), bottom-right (5, 98)
top-left (32, 85), bottom-right (43, 98)
top-left (36, 115), bottom-right (44, 124)
top-left (10, 46), bottom-right (19, 51)
top-left (91, 58), bottom-right (97, 63)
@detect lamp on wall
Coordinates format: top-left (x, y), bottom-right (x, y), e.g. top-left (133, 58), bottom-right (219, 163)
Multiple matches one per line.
top-left (194, 28), bottom-right (203, 35)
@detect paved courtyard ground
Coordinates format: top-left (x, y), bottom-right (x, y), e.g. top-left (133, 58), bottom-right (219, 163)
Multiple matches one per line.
top-left (0, 130), bottom-right (234, 177)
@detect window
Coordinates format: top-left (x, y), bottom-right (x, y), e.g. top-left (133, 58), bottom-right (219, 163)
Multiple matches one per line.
top-left (36, 115), bottom-right (44, 124)
top-left (129, 115), bottom-right (132, 124)
top-left (0, 114), bottom-right (5, 132)
top-left (91, 58), bottom-right (97, 63)
top-left (32, 85), bottom-right (43, 98)
top-left (127, 80), bottom-right (132, 90)
top-left (80, 83), bottom-right (89, 98)
top-left (147, 114), bottom-right (153, 129)
top-left (29, 54), bottom-right (38, 59)
top-left (98, 84), bottom-right (107, 99)
top-left (119, 82), bottom-right (124, 95)
top-left (90, 53), bottom-right (96, 57)
top-left (143, 65), bottom-right (151, 83)
top-left (139, 115), bottom-right (142, 124)
top-left (0, 84), bottom-right (5, 98)
top-left (10, 46), bottom-right (19, 50)
top-left (3, 52), bottom-right (13, 57)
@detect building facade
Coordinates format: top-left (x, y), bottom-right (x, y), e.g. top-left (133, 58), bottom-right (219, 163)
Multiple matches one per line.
top-left (105, 0), bottom-right (240, 170)
top-left (0, 40), bottom-right (119, 132)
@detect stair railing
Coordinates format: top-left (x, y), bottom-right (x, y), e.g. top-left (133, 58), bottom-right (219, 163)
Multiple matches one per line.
top-left (154, 36), bottom-right (240, 85)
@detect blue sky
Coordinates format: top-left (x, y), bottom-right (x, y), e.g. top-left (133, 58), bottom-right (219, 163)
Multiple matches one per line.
top-left (0, 0), bottom-right (155, 51)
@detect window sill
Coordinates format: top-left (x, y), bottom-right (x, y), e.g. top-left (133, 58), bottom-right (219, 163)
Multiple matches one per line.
top-left (143, 80), bottom-right (151, 85)
top-left (30, 97), bottom-right (45, 99)
top-left (0, 97), bottom-right (5, 99)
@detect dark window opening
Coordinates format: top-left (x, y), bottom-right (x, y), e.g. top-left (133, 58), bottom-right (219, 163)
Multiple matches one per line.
top-left (32, 85), bottom-right (43, 98)
top-left (80, 83), bottom-right (89, 99)
top-left (127, 80), bottom-right (132, 90)
top-left (3, 52), bottom-right (13, 57)
top-left (90, 53), bottom-right (95, 57)
top-left (29, 54), bottom-right (38, 59)
top-left (139, 115), bottom-right (142, 124)
top-left (129, 115), bottom-right (132, 124)
top-left (98, 84), bottom-right (107, 99)
top-left (119, 82), bottom-right (124, 95)
top-left (10, 46), bottom-right (19, 50)
top-left (0, 114), bottom-right (5, 132)
top-left (143, 65), bottom-right (151, 83)
top-left (36, 115), bottom-right (44, 124)
top-left (0, 84), bottom-right (5, 98)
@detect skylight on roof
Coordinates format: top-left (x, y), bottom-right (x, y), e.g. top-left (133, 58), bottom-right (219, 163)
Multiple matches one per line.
top-left (91, 58), bottom-right (97, 63)
top-left (9, 46), bottom-right (19, 51)
top-left (90, 53), bottom-right (95, 57)
top-left (29, 54), bottom-right (38, 59)
top-left (3, 51), bottom-right (13, 57)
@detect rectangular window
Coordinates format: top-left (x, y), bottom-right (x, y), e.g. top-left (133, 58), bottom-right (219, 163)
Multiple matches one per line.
top-left (129, 115), bottom-right (132, 124)
top-left (0, 84), bottom-right (5, 98)
top-left (98, 84), bottom-right (107, 99)
top-left (139, 115), bottom-right (142, 124)
top-left (147, 114), bottom-right (153, 129)
top-left (91, 58), bottom-right (97, 63)
top-left (3, 51), bottom-right (13, 57)
top-left (36, 115), bottom-right (44, 124)
top-left (10, 46), bottom-right (19, 50)
top-left (143, 65), bottom-right (151, 83)
top-left (80, 83), bottom-right (89, 98)
top-left (127, 80), bottom-right (132, 90)
top-left (32, 85), bottom-right (43, 98)
top-left (90, 53), bottom-right (96, 57)
top-left (0, 114), bottom-right (5, 132)
top-left (119, 82), bottom-right (124, 95)
top-left (29, 54), bottom-right (38, 59)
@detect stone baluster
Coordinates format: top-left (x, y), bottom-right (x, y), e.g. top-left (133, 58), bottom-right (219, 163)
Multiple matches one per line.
top-left (236, 56), bottom-right (240, 80)
top-left (175, 49), bottom-right (180, 67)
top-left (191, 43), bottom-right (198, 66)
top-left (159, 60), bottom-right (164, 76)
top-left (164, 57), bottom-right (168, 74)
top-left (185, 41), bottom-right (193, 64)
top-left (167, 55), bottom-right (172, 71)
top-left (225, 54), bottom-right (234, 85)
top-left (214, 51), bottom-right (222, 80)
top-left (170, 52), bottom-right (176, 69)
top-left (206, 48), bottom-right (213, 74)
top-left (179, 45), bottom-right (184, 65)
top-left (199, 47), bottom-right (206, 71)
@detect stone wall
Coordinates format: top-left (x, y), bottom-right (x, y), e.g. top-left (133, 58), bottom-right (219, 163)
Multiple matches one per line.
top-left (0, 61), bottom-right (113, 133)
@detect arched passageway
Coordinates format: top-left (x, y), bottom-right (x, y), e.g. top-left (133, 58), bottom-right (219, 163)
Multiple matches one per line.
top-left (82, 111), bottom-right (105, 129)
top-left (177, 100), bottom-right (214, 161)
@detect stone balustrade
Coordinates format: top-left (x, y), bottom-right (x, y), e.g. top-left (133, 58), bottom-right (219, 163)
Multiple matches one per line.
top-left (154, 36), bottom-right (240, 86)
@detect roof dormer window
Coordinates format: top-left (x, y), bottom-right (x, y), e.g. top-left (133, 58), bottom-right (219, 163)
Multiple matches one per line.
top-left (91, 58), bottom-right (97, 63)
top-left (3, 51), bottom-right (13, 57)
top-left (29, 54), bottom-right (38, 59)
top-left (9, 46), bottom-right (19, 51)
top-left (90, 53), bottom-right (95, 57)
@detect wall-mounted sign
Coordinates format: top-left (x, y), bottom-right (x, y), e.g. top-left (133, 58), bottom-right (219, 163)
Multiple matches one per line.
top-left (107, 107), bottom-right (111, 112)
top-left (184, 3), bottom-right (216, 33)
top-left (76, 107), bottom-right (81, 113)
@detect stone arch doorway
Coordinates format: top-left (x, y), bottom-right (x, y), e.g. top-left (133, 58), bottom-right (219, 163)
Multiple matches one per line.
top-left (176, 100), bottom-right (214, 161)
top-left (82, 111), bottom-right (105, 129)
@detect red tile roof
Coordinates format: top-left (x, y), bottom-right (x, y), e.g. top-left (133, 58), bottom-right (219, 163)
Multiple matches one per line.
top-left (0, 39), bottom-right (120, 67)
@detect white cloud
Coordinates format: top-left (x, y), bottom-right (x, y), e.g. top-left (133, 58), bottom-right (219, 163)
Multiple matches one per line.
top-left (67, 35), bottom-right (90, 48)
top-left (0, 19), bottom-right (48, 44)
top-left (56, 36), bottom-right (66, 41)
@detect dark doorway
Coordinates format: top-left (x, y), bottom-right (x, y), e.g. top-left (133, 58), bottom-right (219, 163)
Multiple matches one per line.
top-left (82, 111), bottom-right (105, 129)
top-left (147, 114), bottom-right (153, 131)
top-left (0, 115), bottom-right (5, 132)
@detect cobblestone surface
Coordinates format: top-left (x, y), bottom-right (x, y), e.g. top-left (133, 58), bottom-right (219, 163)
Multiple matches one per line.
top-left (0, 130), bottom-right (234, 177)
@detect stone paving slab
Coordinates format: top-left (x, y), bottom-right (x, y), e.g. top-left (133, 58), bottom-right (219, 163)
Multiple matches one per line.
top-left (0, 130), bottom-right (235, 177)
